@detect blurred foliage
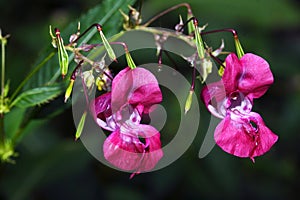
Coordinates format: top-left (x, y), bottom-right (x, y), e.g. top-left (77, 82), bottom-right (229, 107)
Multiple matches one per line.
top-left (0, 0), bottom-right (300, 199)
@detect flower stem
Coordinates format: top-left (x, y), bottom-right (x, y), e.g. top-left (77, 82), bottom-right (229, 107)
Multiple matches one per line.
top-left (201, 28), bottom-right (245, 57)
top-left (1, 35), bottom-right (5, 101)
top-left (0, 29), bottom-right (9, 145)
top-left (143, 3), bottom-right (192, 27)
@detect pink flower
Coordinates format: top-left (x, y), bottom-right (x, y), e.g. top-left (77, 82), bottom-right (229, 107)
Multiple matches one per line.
top-left (201, 53), bottom-right (278, 161)
top-left (90, 67), bottom-right (163, 176)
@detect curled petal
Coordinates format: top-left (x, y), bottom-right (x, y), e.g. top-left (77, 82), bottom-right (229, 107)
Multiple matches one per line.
top-left (238, 53), bottom-right (274, 99)
top-left (223, 53), bottom-right (273, 99)
top-left (214, 113), bottom-right (278, 160)
top-left (111, 67), bottom-right (162, 114)
top-left (129, 83), bottom-right (162, 114)
top-left (222, 53), bottom-right (242, 93)
top-left (200, 81), bottom-right (226, 118)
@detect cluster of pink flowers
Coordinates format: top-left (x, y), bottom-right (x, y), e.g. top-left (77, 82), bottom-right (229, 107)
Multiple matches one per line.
top-left (90, 67), bottom-right (163, 177)
top-left (90, 53), bottom-right (278, 176)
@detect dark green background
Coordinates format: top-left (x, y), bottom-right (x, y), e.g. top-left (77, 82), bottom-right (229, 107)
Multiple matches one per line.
top-left (0, 0), bottom-right (299, 199)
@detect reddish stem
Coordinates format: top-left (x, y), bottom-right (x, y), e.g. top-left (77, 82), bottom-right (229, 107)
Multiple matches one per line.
top-left (201, 28), bottom-right (239, 38)
top-left (69, 23), bottom-right (103, 45)
top-left (143, 3), bottom-right (193, 27)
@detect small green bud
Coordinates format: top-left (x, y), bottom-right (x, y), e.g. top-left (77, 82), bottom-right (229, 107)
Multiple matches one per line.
top-left (54, 28), bottom-right (69, 78)
top-left (187, 14), bottom-right (194, 35)
top-left (193, 19), bottom-right (205, 60)
top-left (185, 90), bottom-right (194, 114)
top-left (75, 111), bottom-right (87, 140)
top-left (97, 25), bottom-right (117, 62)
top-left (125, 51), bottom-right (136, 69)
top-left (64, 79), bottom-right (74, 103)
top-left (234, 36), bottom-right (245, 58)
top-left (218, 62), bottom-right (226, 77)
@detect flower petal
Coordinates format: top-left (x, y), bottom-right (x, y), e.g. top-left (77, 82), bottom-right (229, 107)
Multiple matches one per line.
top-left (129, 83), bottom-right (162, 114)
top-left (103, 125), bottom-right (163, 173)
top-left (111, 67), bottom-right (133, 114)
top-left (238, 53), bottom-right (274, 99)
top-left (111, 67), bottom-right (162, 114)
top-left (90, 92), bottom-right (116, 131)
top-left (222, 53), bottom-right (273, 100)
top-left (222, 53), bottom-right (243, 93)
top-left (200, 81), bottom-right (226, 118)
top-left (214, 113), bottom-right (278, 160)
top-left (137, 125), bottom-right (163, 172)
top-left (103, 129), bottom-right (144, 171)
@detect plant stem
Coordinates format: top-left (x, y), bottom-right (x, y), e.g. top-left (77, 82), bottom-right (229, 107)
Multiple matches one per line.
top-left (0, 30), bottom-right (8, 145)
top-left (143, 3), bottom-right (192, 27)
top-left (1, 36), bottom-right (5, 101)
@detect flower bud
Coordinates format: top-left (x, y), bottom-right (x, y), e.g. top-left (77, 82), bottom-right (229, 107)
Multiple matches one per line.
top-left (75, 111), bottom-right (87, 140)
top-left (96, 25), bottom-right (117, 62)
top-left (193, 19), bottom-right (205, 60)
top-left (218, 62), bottom-right (226, 77)
top-left (233, 35), bottom-right (245, 58)
top-left (125, 51), bottom-right (136, 69)
top-left (54, 28), bottom-right (69, 78)
top-left (185, 89), bottom-right (194, 114)
top-left (64, 79), bottom-right (74, 103)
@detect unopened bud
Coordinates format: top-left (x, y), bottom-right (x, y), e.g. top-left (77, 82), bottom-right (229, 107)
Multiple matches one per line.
top-left (64, 79), bottom-right (74, 103)
top-left (185, 90), bottom-right (194, 114)
top-left (97, 25), bottom-right (117, 62)
top-left (54, 28), bottom-right (69, 78)
top-left (193, 19), bottom-right (205, 60)
top-left (233, 34), bottom-right (245, 58)
top-left (218, 62), bottom-right (226, 77)
top-left (125, 51), bottom-right (136, 69)
top-left (75, 111), bottom-right (87, 140)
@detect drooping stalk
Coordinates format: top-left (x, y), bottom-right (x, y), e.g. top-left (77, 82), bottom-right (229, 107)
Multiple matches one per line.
top-left (143, 3), bottom-right (192, 27)
top-left (201, 28), bottom-right (245, 58)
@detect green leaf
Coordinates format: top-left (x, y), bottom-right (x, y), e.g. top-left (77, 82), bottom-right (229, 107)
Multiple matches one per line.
top-left (11, 85), bottom-right (63, 108)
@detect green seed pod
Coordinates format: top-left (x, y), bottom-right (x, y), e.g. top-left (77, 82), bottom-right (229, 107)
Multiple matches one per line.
top-left (97, 25), bottom-right (117, 62)
top-left (185, 90), bottom-right (194, 114)
top-left (64, 79), bottom-right (74, 103)
top-left (193, 19), bottom-right (205, 60)
top-left (55, 28), bottom-right (69, 78)
top-left (75, 111), bottom-right (87, 140)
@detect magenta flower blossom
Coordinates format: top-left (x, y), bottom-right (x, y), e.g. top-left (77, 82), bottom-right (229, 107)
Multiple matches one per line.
top-left (201, 53), bottom-right (278, 161)
top-left (90, 67), bottom-right (163, 176)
